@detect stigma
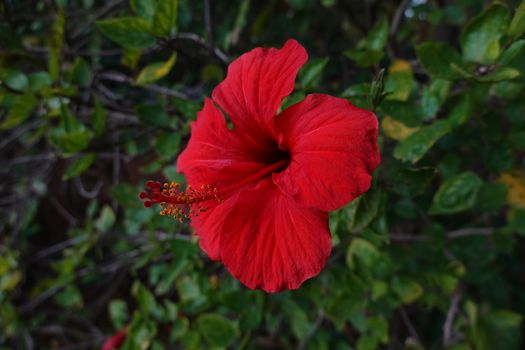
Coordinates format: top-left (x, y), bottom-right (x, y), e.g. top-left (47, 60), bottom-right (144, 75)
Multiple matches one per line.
top-left (139, 180), bottom-right (219, 222)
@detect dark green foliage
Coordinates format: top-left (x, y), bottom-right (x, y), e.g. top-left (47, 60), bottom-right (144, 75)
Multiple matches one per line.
top-left (1, 0), bottom-right (525, 349)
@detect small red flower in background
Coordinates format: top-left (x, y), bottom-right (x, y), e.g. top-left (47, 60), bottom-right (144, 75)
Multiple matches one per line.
top-left (101, 329), bottom-right (127, 350)
top-left (140, 39), bottom-right (380, 292)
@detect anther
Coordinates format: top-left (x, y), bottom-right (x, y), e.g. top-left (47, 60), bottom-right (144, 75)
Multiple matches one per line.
top-left (139, 179), bottom-right (221, 222)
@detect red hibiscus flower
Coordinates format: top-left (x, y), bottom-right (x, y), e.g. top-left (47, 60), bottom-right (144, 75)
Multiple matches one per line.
top-left (100, 328), bottom-right (127, 350)
top-left (140, 39), bottom-right (380, 292)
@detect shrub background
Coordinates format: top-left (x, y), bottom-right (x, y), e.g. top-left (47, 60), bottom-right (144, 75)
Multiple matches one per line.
top-left (1, 0), bottom-right (525, 349)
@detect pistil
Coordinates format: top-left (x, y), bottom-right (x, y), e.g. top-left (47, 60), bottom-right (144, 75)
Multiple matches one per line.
top-left (139, 159), bottom-right (289, 222)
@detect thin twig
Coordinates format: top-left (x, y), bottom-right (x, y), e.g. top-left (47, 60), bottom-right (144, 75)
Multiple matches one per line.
top-left (70, 0), bottom-right (125, 39)
top-left (390, 227), bottom-right (495, 242)
top-left (111, 131), bottom-right (120, 211)
top-left (0, 120), bottom-right (45, 151)
top-left (23, 46), bottom-right (122, 57)
top-left (18, 285), bottom-right (62, 314)
top-left (74, 178), bottom-right (103, 199)
top-left (443, 291), bottom-right (462, 347)
top-left (33, 235), bottom-right (90, 260)
top-left (390, 0), bottom-right (409, 36)
top-left (297, 309), bottom-right (325, 350)
top-left (204, 0), bottom-right (214, 50)
top-left (399, 307), bottom-right (422, 345)
top-left (49, 195), bottom-right (78, 226)
top-left (5, 153), bottom-right (56, 166)
top-left (97, 72), bottom-right (192, 100)
top-left (448, 228), bottom-right (494, 239)
top-left (159, 32), bottom-right (229, 66)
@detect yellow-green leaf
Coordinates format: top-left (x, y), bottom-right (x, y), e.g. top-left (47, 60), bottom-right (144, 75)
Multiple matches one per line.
top-left (460, 3), bottom-right (510, 63)
top-left (392, 277), bottom-right (423, 304)
top-left (499, 170), bottom-right (525, 209)
top-left (381, 115), bottom-right (420, 141)
top-left (152, 0), bottom-right (178, 37)
top-left (509, 1), bottom-right (525, 39)
top-left (135, 53), bottom-right (176, 86)
top-left (385, 59), bottom-right (414, 101)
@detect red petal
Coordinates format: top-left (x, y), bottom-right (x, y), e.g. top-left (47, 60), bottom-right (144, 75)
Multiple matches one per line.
top-left (101, 329), bottom-right (127, 350)
top-left (178, 98), bottom-right (269, 260)
top-left (212, 39), bottom-right (307, 142)
top-left (177, 98), bottom-right (270, 185)
top-left (190, 194), bottom-right (239, 261)
top-left (273, 94), bottom-right (380, 211)
top-left (220, 179), bottom-right (331, 293)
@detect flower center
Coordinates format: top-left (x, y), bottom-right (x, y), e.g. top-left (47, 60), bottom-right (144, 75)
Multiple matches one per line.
top-left (139, 158), bottom-right (290, 222)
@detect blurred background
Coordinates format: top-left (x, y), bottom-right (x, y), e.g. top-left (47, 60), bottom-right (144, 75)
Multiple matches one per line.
top-left (1, 0), bottom-right (525, 349)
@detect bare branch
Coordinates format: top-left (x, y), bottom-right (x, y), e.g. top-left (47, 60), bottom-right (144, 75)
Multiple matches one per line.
top-left (443, 291), bottom-right (462, 347)
top-left (390, 0), bottom-right (409, 36)
top-left (297, 309), bottom-right (325, 350)
top-left (390, 227), bottom-right (496, 242)
top-left (399, 307), bottom-right (422, 345)
top-left (97, 72), bottom-right (193, 100)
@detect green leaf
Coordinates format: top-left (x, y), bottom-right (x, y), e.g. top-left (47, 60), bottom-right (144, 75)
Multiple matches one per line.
top-left (155, 132), bottom-right (181, 160)
top-left (0, 271), bottom-right (21, 292)
top-left (49, 8), bottom-right (65, 81)
top-left (345, 186), bottom-right (382, 231)
top-left (4, 70), bottom-right (28, 91)
top-left (476, 182), bottom-right (507, 212)
top-left (197, 313), bottom-right (239, 348)
top-left (392, 277), bottom-right (423, 304)
top-left (478, 310), bottom-right (522, 350)
top-left (223, 0), bottom-right (250, 50)
top-left (122, 48), bottom-right (143, 69)
top-left (357, 335), bottom-right (379, 350)
top-left (95, 205), bottom-right (116, 233)
top-left (111, 184), bottom-right (142, 209)
top-left (62, 153), bottom-right (96, 180)
top-left (298, 57), bottom-right (329, 89)
top-left (366, 17), bottom-right (389, 51)
top-left (136, 53), bottom-right (176, 85)
top-left (54, 286), bottom-right (83, 308)
top-left (96, 17), bottom-right (155, 49)
top-left (70, 57), bottom-right (91, 87)
top-left (477, 67), bottom-right (521, 82)
top-left (282, 300), bottom-right (312, 340)
top-left (28, 72), bottom-right (52, 92)
top-left (380, 100), bottom-right (423, 126)
top-left (123, 312), bottom-right (157, 350)
top-left (344, 49), bottom-right (384, 68)
top-left (508, 1), bottom-right (525, 39)
top-left (346, 238), bottom-right (380, 269)
top-left (368, 317), bottom-right (389, 344)
top-left (0, 23), bottom-right (23, 50)
top-left (498, 39), bottom-right (525, 65)
top-left (460, 3), bottom-right (510, 63)
top-left (136, 104), bottom-right (169, 127)
top-left (416, 42), bottom-right (470, 79)
top-left (109, 299), bottom-right (129, 329)
top-left (507, 208), bottom-right (525, 235)
top-left (394, 120), bottom-right (451, 163)
top-left (50, 124), bottom-right (92, 157)
top-left (0, 93), bottom-right (38, 130)
top-left (447, 94), bottom-right (472, 127)
top-left (391, 166), bottom-right (437, 196)
top-left (132, 282), bottom-right (163, 319)
top-left (93, 97), bottom-right (106, 137)
top-left (344, 17), bottom-right (388, 67)
top-left (421, 79), bottom-right (451, 118)
top-left (131, 0), bottom-right (156, 20)
top-left (385, 60), bottom-right (414, 101)
top-left (152, 0), bottom-right (178, 37)
top-left (429, 172), bottom-right (483, 215)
